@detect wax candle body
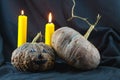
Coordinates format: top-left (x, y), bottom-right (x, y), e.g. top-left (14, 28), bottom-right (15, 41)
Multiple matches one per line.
top-left (45, 12), bottom-right (55, 46)
top-left (17, 11), bottom-right (27, 47)
top-left (45, 23), bottom-right (55, 46)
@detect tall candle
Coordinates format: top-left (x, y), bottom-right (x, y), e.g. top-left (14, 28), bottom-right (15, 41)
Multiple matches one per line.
top-left (45, 12), bottom-right (55, 46)
top-left (17, 10), bottom-right (27, 47)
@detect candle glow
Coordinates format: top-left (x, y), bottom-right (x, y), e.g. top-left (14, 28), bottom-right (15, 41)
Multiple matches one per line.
top-left (48, 12), bottom-right (52, 23)
top-left (21, 10), bottom-right (24, 15)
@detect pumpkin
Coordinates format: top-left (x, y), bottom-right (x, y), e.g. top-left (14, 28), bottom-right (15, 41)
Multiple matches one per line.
top-left (11, 33), bottom-right (55, 72)
top-left (51, 27), bottom-right (100, 70)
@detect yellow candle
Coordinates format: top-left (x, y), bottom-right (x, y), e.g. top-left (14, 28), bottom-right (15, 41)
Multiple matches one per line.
top-left (17, 10), bottom-right (27, 47)
top-left (45, 12), bottom-right (55, 46)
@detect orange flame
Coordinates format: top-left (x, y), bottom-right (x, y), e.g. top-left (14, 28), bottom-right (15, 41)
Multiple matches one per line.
top-left (48, 12), bottom-right (52, 23)
top-left (21, 10), bottom-right (24, 15)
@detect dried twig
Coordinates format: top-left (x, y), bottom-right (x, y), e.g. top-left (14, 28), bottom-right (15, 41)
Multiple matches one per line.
top-left (67, 0), bottom-right (101, 39)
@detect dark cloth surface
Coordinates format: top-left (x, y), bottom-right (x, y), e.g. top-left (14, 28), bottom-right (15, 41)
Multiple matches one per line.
top-left (1, 63), bottom-right (120, 80)
top-left (0, 0), bottom-right (120, 80)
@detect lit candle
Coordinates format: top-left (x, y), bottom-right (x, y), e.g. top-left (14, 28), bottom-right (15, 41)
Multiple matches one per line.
top-left (45, 12), bottom-right (55, 46)
top-left (17, 10), bottom-right (27, 47)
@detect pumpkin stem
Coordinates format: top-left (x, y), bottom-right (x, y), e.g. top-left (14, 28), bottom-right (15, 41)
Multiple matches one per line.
top-left (67, 0), bottom-right (101, 39)
top-left (32, 32), bottom-right (42, 43)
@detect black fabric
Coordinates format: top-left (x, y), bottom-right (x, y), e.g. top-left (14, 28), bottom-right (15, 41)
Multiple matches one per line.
top-left (1, 63), bottom-right (120, 80)
top-left (0, 0), bottom-right (120, 80)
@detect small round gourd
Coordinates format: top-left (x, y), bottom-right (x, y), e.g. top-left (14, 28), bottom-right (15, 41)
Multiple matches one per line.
top-left (51, 27), bottom-right (100, 70)
top-left (11, 33), bottom-right (55, 72)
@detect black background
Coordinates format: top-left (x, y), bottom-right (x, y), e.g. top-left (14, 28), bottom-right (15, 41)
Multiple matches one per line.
top-left (0, 0), bottom-right (120, 80)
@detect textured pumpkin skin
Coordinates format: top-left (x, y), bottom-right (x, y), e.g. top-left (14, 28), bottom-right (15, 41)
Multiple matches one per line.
top-left (11, 42), bottom-right (55, 72)
top-left (51, 27), bottom-right (100, 70)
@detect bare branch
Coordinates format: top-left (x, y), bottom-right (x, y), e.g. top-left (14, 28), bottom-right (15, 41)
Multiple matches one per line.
top-left (71, 0), bottom-right (75, 17)
top-left (67, 0), bottom-right (101, 39)
top-left (94, 14), bottom-right (101, 26)
top-left (67, 0), bottom-right (92, 26)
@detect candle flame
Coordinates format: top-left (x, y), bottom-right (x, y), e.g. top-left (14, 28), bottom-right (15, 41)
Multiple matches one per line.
top-left (21, 10), bottom-right (24, 15)
top-left (48, 12), bottom-right (52, 23)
